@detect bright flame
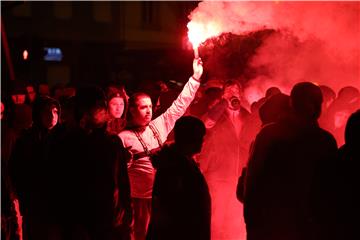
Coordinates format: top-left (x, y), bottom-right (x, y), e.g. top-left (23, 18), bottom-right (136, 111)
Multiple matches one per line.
top-left (187, 21), bottom-right (221, 48)
top-left (23, 50), bottom-right (29, 60)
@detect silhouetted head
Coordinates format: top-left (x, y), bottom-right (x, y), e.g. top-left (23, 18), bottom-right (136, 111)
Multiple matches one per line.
top-left (127, 92), bottom-right (152, 127)
top-left (174, 116), bottom-right (206, 156)
top-left (265, 87), bottom-right (281, 99)
top-left (344, 109), bottom-right (360, 147)
top-left (10, 80), bottom-right (27, 105)
top-left (319, 85), bottom-right (336, 107)
top-left (32, 96), bottom-right (60, 130)
top-left (26, 83), bottom-right (37, 103)
top-left (75, 86), bottom-right (108, 129)
top-left (250, 97), bottom-right (267, 114)
top-left (290, 82), bottom-right (323, 121)
top-left (259, 93), bottom-right (290, 125)
top-left (337, 86), bottom-right (360, 104)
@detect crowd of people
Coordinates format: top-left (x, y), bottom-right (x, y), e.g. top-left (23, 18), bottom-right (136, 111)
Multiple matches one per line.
top-left (1, 56), bottom-right (359, 240)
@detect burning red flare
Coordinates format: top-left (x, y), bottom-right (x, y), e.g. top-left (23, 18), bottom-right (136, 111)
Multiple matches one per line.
top-left (187, 21), bottom-right (221, 58)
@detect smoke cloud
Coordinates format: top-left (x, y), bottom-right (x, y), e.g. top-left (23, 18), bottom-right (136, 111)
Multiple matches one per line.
top-left (188, 1), bottom-right (360, 103)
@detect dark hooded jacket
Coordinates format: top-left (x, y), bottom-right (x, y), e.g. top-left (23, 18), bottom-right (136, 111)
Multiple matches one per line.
top-left (147, 144), bottom-right (211, 240)
top-left (9, 96), bottom-right (62, 221)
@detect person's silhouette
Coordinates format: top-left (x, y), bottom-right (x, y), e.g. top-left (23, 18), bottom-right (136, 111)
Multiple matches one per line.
top-left (244, 82), bottom-right (338, 240)
top-left (147, 116), bottom-right (211, 240)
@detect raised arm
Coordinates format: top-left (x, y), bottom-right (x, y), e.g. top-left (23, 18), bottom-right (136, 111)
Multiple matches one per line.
top-left (152, 58), bottom-right (203, 141)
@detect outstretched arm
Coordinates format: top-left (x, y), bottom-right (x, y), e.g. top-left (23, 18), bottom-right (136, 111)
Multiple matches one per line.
top-left (152, 58), bottom-right (203, 142)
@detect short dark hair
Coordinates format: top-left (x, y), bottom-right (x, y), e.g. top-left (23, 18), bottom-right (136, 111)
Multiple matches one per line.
top-left (75, 85), bottom-right (107, 121)
top-left (174, 116), bottom-right (206, 144)
top-left (290, 82), bottom-right (323, 120)
top-left (128, 92), bottom-right (151, 109)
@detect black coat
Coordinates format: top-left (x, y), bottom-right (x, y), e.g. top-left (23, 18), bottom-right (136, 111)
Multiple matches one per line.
top-left (147, 145), bottom-right (211, 240)
top-left (54, 126), bottom-right (132, 239)
top-left (244, 116), bottom-right (338, 240)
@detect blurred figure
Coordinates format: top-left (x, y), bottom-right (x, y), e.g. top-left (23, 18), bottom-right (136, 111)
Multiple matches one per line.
top-left (119, 58), bottom-right (203, 240)
top-left (38, 83), bottom-right (50, 96)
top-left (7, 81), bottom-right (33, 138)
top-left (25, 83), bottom-right (37, 105)
top-left (199, 80), bottom-right (254, 240)
top-left (236, 93), bottom-right (291, 203)
top-left (265, 87), bottom-right (281, 99)
top-left (323, 86), bottom-right (359, 146)
top-left (9, 96), bottom-right (61, 240)
top-left (106, 85), bottom-right (128, 135)
top-left (337, 109), bottom-right (360, 240)
top-left (147, 116), bottom-right (211, 240)
top-left (51, 83), bottom-right (65, 100)
top-left (258, 93), bottom-right (291, 126)
top-left (318, 85), bottom-right (336, 133)
top-left (1, 101), bottom-right (4, 120)
top-left (54, 86), bottom-right (132, 240)
top-left (319, 85), bottom-right (336, 110)
top-left (244, 82), bottom-right (338, 240)
top-left (63, 83), bottom-right (77, 98)
top-left (189, 79), bottom-right (223, 119)
top-left (1, 100), bottom-right (21, 240)
top-left (152, 80), bottom-right (178, 119)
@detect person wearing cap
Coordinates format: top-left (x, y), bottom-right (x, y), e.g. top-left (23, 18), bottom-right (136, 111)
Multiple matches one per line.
top-left (106, 86), bottom-right (128, 135)
top-left (118, 58), bottom-right (203, 240)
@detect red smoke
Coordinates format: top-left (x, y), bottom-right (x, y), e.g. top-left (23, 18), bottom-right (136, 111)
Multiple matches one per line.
top-left (188, 1), bottom-right (360, 103)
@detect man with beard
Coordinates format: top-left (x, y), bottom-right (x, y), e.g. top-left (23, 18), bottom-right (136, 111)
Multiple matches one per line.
top-left (119, 58), bottom-right (203, 240)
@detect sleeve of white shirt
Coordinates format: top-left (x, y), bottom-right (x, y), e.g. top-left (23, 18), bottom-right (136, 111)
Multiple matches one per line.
top-left (151, 77), bottom-right (200, 142)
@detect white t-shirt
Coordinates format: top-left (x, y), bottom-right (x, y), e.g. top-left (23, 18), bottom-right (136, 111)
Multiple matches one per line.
top-left (119, 77), bottom-right (200, 198)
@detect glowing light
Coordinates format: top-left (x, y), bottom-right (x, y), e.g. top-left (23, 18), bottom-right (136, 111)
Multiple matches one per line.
top-left (187, 21), bottom-right (221, 49)
top-left (23, 50), bottom-right (28, 60)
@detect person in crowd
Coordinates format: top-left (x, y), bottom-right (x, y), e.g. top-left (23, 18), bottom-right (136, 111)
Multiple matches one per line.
top-left (53, 86), bottom-right (132, 240)
top-left (198, 79), bottom-right (254, 240)
top-left (38, 83), bottom-right (50, 96)
top-left (147, 116), bottom-right (211, 240)
top-left (63, 83), bottom-right (77, 99)
top-left (264, 87), bottom-right (281, 99)
top-left (118, 58), bottom-right (203, 240)
top-left (9, 81), bottom-right (27, 106)
top-left (8, 81), bottom-right (32, 135)
top-left (244, 82), bottom-right (338, 240)
top-left (25, 83), bottom-right (37, 105)
top-left (51, 83), bottom-right (65, 101)
top-left (318, 85), bottom-right (336, 131)
top-left (337, 109), bottom-right (360, 240)
top-left (189, 79), bottom-right (223, 119)
top-left (106, 85), bottom-right (128, 135)
top-left (9, 96), bottom-right (62, 240)
top-left (319, 85), bottom-right (336, 111)
top-left (1, 100), bottom-right (21, 240)
top-left (322, 86), bottom-right (359, 146)
top-left (237, 93), bottom-right (291, 203)
top-left (258, 93), bottom-right (291, 126)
